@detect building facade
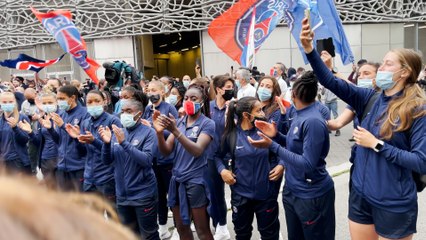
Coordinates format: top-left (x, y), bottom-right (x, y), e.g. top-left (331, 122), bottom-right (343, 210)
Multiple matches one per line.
top-left (0, 0), bottom-right (425, 81)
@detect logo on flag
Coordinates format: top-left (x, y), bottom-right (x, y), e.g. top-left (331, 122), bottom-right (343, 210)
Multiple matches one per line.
top-left (208, 0), bottom-right (286, 66)
top-left (0, 54), bottom-right (65, 72)
top-left (31, 7), bottom-right (100, 83)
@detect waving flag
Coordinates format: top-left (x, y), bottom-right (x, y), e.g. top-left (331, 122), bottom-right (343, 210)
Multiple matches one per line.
top-left (31, 7), bottom-right (100, 83)
top-left (282, 0), bottom-right (354, 65)
top-left (240, 7), bottom-right (256, 69)
top-left (0, 53), bottom-right (65, 72)
top-left (208, 0), bottom-right (286, 66)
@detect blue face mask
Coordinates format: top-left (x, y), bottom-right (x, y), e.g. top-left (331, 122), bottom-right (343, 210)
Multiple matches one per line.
top-left (166, 95), bottom-right (178, 106)
top-left (375, 71), bottom-right (399, 90)
top-left (87, 105), bottom-right (104, 118)
top-left (357, 78), bottom-right (374, 89)
top-left (58, 100), bottom-right (70, 111)
top-left (42, 104), bottom-right (57, 114)
top-left (1, 103), bottom-right (15, 113)
top-left (235, 80), bottom-right (241, 89)
top-left (183, 81), bottom-right (190, 89)
top-left (257, 87), bottom-right (272, 102)
top-left (120, 113), bottom-right (137, 128)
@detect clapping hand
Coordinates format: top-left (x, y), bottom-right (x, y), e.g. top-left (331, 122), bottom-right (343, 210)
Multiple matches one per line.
top-left (112, 124), bottom-right (125, 144)
top-left (18, 119), bottom-right (32, 134)
top-left (65, 124), bottom-right (80, 139)
top-left (98, 126), bottom-right (112, 143)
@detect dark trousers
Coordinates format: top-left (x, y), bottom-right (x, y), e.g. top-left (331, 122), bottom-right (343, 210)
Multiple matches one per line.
top-left (206, 160), bottom-right (228, 227)
top-left (40, 158), bottom-right (58, 185)
top-left (28, 142), bottom-right (39, 173)
top-left (117, 197), bottom-right (160, 240)
top-left (2, 159), bottom-right (23, 174)
top-left (153, 163), bottom-right (172, 225)
top-left (283, 187), bottom-right (335, 240)
top-left (56, 169), bottom-right (84, 192)
top-left (231, 192), bottom-right (280, 240)
top-left (83, 179), bottom-right (117, 203)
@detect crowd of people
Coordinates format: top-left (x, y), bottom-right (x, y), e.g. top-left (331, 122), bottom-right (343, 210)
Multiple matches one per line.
top-left (0, 17), bottom-right (426, 240)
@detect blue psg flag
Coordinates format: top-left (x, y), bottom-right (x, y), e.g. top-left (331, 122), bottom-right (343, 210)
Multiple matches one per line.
top-left (283, 0), bottom-right (354, 65)
top-left (0, 53), bottom-right (65, 72)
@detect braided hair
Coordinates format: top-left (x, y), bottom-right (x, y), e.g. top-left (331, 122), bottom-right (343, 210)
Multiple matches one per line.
top-left (291, 71), bottom-right (318, 104)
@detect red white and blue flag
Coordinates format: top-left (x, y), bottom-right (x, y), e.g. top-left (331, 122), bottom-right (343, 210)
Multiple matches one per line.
top-left (240, 7), bottom-right (256, 69)
top-left (208, 0), bottom-right (285, 66)
top-left (31, 7), bottom-right (100, 83)
top-left (0, 53), bottom-right (65, 72)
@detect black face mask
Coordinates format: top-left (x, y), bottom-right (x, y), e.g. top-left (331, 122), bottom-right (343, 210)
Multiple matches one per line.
top-left (222, 89), bottom-right (234, 101)
top-left (27, 99), bottom-right (35, 105)
top-left (248, 113), bottom-right (267, 126)
top-left (148, 94), bottom-right (161, 104)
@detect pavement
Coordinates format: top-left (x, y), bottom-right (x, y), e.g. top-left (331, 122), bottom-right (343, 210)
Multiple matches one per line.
top-left (163, 100), bottom-right (426, 239)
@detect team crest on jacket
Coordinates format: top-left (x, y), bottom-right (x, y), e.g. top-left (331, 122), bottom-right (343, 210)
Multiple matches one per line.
top-left (190, 126), bottom-right (199, 138)
top-left (131, 139), bottom-right (140, 146)
top-left (73, 118), bottom-right (80, 125)
top-left (293, 126), bottom-right (299, 135)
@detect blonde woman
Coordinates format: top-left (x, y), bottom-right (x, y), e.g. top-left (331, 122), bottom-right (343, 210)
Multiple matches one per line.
top-left (300, 18), bottom-right (426, 240)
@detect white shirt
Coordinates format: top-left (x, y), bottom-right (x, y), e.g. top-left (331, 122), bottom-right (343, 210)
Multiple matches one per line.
top-left (237, 83), bottom-right (257, 99)
top-left (277, 76), bottom-right (287, 97)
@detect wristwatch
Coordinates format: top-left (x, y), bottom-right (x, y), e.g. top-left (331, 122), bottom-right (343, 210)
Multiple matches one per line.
top-left (373, 140), bottom-right (384, 153)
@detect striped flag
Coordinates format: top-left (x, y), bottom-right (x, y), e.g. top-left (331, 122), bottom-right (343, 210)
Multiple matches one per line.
top-left (241, 7), bottom-right (256, 69)
top-left (0, 53), bottom-right (65, 72)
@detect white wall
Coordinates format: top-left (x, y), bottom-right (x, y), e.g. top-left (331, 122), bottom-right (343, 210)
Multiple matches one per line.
top-left (93, 37), bottom-right (135, 78)
top-left (202, 23), bottom-right (404, 77)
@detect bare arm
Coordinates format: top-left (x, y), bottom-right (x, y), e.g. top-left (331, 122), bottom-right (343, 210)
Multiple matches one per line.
top-left (327, 108), bottom-right (356, 131)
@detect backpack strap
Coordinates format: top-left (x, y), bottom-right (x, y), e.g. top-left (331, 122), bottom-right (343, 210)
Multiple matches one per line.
top-left (226, 128), bottom-right (237, 172)
top-left (360, 91), bottom-right (381, 122)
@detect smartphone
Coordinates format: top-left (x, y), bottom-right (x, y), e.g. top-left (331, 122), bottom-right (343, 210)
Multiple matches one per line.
top-left (304, 8), bottom-right (311, 26)
top-left (317, 38), bottom-right (336, 57)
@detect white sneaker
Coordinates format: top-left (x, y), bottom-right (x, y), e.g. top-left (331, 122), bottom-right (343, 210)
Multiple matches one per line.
top-left (170, 229), bottom-right (180, 240)
top-left (159, 224), bottom-right (172, 239)
top-left (190, 222), bottom-right (196, 232)
top-left (213, 224), bottom-right (231, 240)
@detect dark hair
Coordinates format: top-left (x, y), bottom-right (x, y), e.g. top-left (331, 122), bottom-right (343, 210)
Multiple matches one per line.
top-left (212, 75), bottom-right (235, 94)
top-left (172, 82), bottom-right (186, 108)
top-left (87, 90), bottom-right (105, 100)
top-left (187, 83), bottom-right (210, 118)
top-left (292, 71), bottom-right (318, 104)
top-left (122, 86), bottom-right (149, 110)
top-left (222, 97), bottom-right (258, 145)
top-left (58, 85), bottom-right (79, 100)
top-left (357, 59), bottom-right (367, 66)
top-left (255, 76), bottom-right (281, 118)
top-left (359, 62), bottom-right (380, 72)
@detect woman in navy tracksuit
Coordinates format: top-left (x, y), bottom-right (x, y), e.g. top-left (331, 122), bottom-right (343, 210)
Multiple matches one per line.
top-left (251, 72), bottom-right (335, 240)
top-left (256, 76), bottom-right (281, 124)
top-left (218, 96), bottom-right (284, 240)
top-left (100, 99), bottom-right (159, 240)
top-left (154, 84), bottom-right (215, 240)
top-left (21, 92), bottom-right (60, 184)
top-left (143, 80), bottom-right (178, 238)
top-left (207, 75), bottom-right (234, 238)
top-left (300, 18), bottom-right (426, 239)
top-left (0, 92), bottom-right (30, 173)
top-left (77, 90), bottom-right (122, 202)
top-left (49, 85), bottom-right (90, 191)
